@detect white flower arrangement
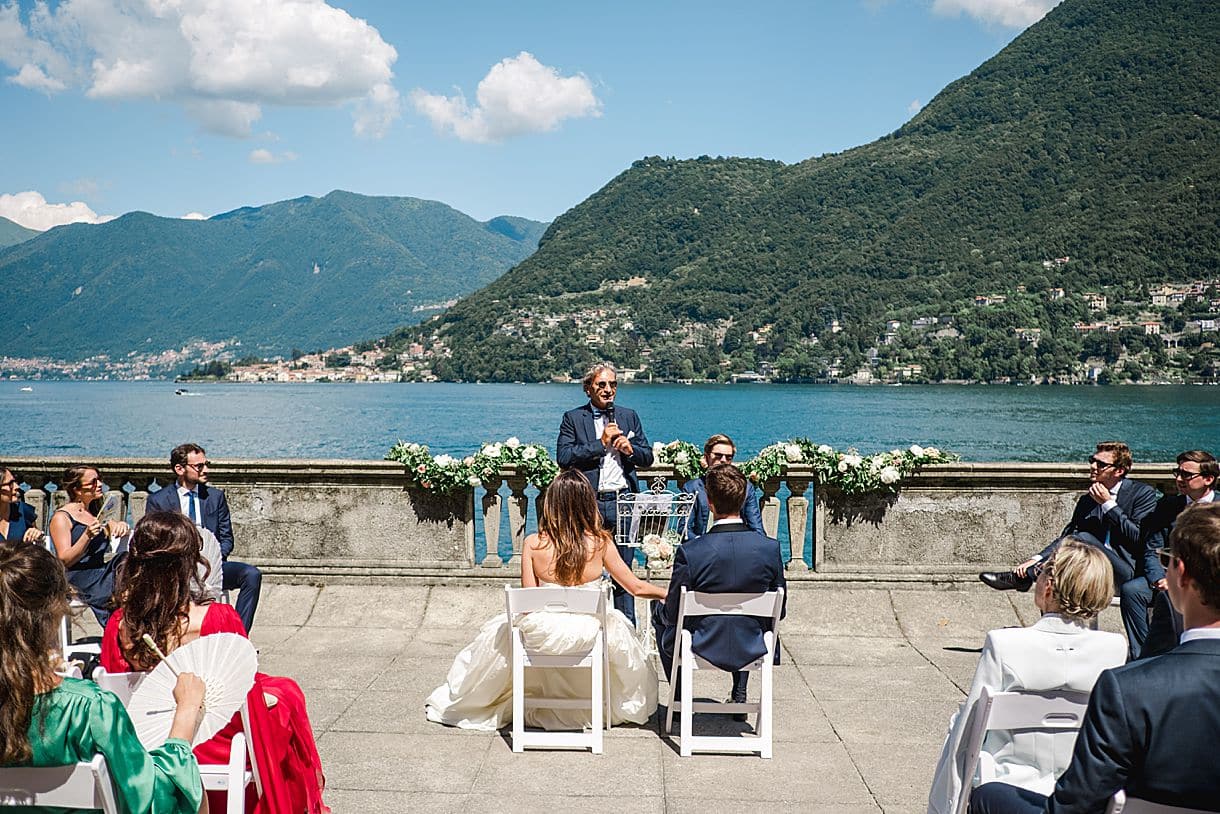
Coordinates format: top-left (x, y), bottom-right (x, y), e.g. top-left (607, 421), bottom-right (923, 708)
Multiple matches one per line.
top-left (640, 531), bottom-right (679, 569)
top-left (506, 437), bottom-right (521, 449)
top-left (784, 444), bottom-right (803, 462)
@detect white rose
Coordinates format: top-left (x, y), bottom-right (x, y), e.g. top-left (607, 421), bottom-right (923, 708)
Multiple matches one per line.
top-left (869, 457), bottom-right (882, 472)
top-left (837, 460), bottom-right (849, 473)
top-left (653, 441), bottom-right (664, 456)
top-left (434, 454), bottom-right (454, 467)
top-left (817, 444), bottom-right (833, 454)
top-left (784, 444), bottom-right (803, 462)
top-left (891, 448), bottom-right (903, 456)
top-left (483, 443), bottom-right (501, 458)
top-left (463, 456), bottom-right (475, 466)
top-left (844, 454), bottom-right (863, 468)
top-left (468, 475), bottom-right (481, 486)
top-left (506, 437), bottom-right (521, 448)
top-left (880, 466), bottom-right (901, 485)
top-left (925, 447), bottom-right (941, 458)
top-left (522, 446), bottom-right (538, 460)
top-left (408, 443), bottom-right (421, 452)
top-left (674, 451), bottom-right (689, 464)
top-left (909, 444), bottom-right (925, 456)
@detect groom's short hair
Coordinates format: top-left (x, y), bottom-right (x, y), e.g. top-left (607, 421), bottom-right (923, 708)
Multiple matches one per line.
top-left (705, 463), bottom-right (746, 518)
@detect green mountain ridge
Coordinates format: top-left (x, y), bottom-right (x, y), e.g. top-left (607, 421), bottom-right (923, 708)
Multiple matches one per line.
top-left (0, 191), bottom-right (547, 362)
top-left (0, 216), bottom-right (39, 249)
top-left (399, 0), bottom-right (1219, 383)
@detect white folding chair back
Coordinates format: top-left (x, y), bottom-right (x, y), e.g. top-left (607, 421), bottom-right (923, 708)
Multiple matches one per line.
top-left (664, 587), bottom-right (785, 758)
top-left (93, 668), bottom-right (262, 813)
top-left (1109, 791), bottom-right (1215, 814)
top-left (44, 537), bottom-right (102, 663)
top-left (0, 754), bottom-right (120, 813)
top-left (504, 585), bottom-right (607, 754)
top-left (953, 687), bottom-right (1091, 814)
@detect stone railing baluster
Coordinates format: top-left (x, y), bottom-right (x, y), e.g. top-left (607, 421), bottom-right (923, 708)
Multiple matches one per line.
top-left (784, 473), bottom-right (813, 571)
top-left (505, 476), bottom-right (528, 565)
top-left (758, 479), bottom-right (782, 540)
top-left (480, 477), bottom-right (504, 567)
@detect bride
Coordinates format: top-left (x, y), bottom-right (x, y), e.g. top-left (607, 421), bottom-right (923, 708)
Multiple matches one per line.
top-left (426, 469), bottom-right (666, 731)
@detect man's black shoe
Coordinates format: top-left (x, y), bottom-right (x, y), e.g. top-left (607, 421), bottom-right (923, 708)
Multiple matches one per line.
top-left (729, 688), bottom-right (749, 722)
top-left (979, 571), bottom-right (1033, 592)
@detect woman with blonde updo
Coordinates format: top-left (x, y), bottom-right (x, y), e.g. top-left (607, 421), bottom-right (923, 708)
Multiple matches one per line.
top-left (927, 538), bottom-right (1128, 814)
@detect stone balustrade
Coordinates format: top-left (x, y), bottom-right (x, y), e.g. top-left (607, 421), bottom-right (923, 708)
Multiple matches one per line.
top-left (2, 456), bottom-right (1176, 584)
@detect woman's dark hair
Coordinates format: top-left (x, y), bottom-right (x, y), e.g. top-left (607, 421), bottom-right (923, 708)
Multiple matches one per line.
top-left (0, 541), bottom-right (71, 763)
top-left (60, 465), bottom-right (102, 514)
top-left (115, 511), bottom-right (210, 671)
top-left (538, 469), bottom-right (611, 585)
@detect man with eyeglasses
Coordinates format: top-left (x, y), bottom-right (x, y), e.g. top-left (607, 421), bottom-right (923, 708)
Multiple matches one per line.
top-left (979, 442), bottom-right (1158, 597)
top-left (681, 434), bottom-right (764, 542)
top-left (1120, 449), bottom-right (1218, 660)
top-left (145, 442), bottom-right (262, 632)
top-left (969, 503), bottom-right (1220, 814)
top-left (557, 362), bottom-right (653, 624)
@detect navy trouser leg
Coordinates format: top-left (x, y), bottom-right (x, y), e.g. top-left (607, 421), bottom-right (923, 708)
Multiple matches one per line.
top-left (222, 560), bottom-right (263, 633)
top-left (613, 543), bottom-right (638, 623)
top-left (1141, 589), bottom-right (1182, 659)
top-left (1070, 532), bottom-right (1135, 585)
top-left (1119, 576), bottom-right (1154, 660)
top-left (968, 782), bottom-right (1046, 814)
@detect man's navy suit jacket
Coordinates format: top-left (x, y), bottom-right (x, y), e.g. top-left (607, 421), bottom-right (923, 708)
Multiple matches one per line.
top-left (681, 477), bottom-right (764, 542)
top-left (556, 402), bottom-right (652, 492)
top-left (146, 482), bottom-right (235, 559)
top-left (1036, 478), bottom-right (1160, 573)
top-left (659, 522), bottom-right (787, 672)
top-left (1048, 637), bottom-right (1220, 813)
top-left (1136, 493), bottom-right (1189, 585)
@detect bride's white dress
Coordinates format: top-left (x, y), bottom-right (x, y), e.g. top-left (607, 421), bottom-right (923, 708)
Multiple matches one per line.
top-left (425, 580), bottom-right (658, 730)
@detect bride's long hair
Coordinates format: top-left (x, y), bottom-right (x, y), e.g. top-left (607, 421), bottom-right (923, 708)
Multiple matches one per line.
top-left (539, 469), bottom-right (612, 584)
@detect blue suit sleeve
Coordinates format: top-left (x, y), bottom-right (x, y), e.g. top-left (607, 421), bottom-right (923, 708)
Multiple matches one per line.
top-left (556, 409), bottom-right (605, 469)
top-left (1047, 669), bottom-right (1132, 814)
top-left (663, 544), bottom-right (691, 627)
top-left (1140, 498), bottom-right (1175, 585)
top-left (681, 480), bottom-right (705, 543)
top-left (1103, 482), bottom-right (1160, 559)
top-left (625, 412), bottom-right (653, 468)
top-left (743, 484), bottom-right (765, 536)
top-left (215, 490), bottom-right (234, 559)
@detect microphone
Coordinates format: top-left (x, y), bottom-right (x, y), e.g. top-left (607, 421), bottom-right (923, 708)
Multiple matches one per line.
top-left (603, 402), bottom-right (615, 426)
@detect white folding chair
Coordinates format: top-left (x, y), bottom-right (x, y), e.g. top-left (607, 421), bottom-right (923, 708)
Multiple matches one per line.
top-left (43, 537), bottom-right (102, 663)
top-left (0, 755), bottom-right (119, 813)
top-left (664, 587), bottom-right (785, 758)
top-left (953, 687), bottom-right (1091, 814)
top-left (1108, 791), bottom-right (1214, 814)
top-left (504, 585), bottom-right (607, 753)
top-left (93, 668), bottom-right (263, 813)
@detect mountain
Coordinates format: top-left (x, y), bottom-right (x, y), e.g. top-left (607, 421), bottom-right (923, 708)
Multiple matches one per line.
top-left (0, 191), bottom-right (546, 361)
top-left (0, 216), bottom-right (39, 249)
top-left (399, 0), bottom-right (1220, 383)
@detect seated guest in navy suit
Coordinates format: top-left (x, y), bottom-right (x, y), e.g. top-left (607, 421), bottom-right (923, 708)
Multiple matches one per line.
top-left (1, 467), bottom-right (45, 543)
top-left (146, 443), bottom-right (262, 632)
top-left (969, 501), bottom-right (1220, 814)
top-left (1122, 449), bottom-right (1216, 660)
top-left (979, 441), bottom-right (1158, 598)
top-left (653, 463), bottom-right (786, 716)
top-left (681, 434), bottom-right (764, 542)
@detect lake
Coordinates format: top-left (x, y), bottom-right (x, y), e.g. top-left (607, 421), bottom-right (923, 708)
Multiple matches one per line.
top-left (4, 381), bottom-right (1218, 462)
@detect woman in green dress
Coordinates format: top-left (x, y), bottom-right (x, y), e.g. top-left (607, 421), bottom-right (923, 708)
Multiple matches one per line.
top-left (0, 540), bottom-right (209, 813)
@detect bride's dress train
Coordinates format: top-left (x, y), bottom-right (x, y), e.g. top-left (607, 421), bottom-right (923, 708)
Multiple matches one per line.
top-left (425, 580), bottom-right (658, 731)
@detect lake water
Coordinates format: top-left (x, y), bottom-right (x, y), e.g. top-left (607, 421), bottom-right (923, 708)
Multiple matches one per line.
top-left (4, 381), bottom-right (1219, 462)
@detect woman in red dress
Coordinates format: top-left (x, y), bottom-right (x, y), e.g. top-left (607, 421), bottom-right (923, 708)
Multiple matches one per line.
top-left (101, 511), bottom-right (328, 814)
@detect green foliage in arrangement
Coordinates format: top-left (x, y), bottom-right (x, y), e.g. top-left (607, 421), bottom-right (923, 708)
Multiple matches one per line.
top-left (387, 438), bottom-right (956, 496)
top-left (381, 0), bottom-right (1220, 383)
top-left (0, 191), bottom-right (547, 361)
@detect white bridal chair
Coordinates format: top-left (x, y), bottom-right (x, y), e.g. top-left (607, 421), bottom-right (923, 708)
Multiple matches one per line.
top-left (504, 585), bottom-right (608, 754)
top-left (93, 668), bottom-right (263, 813)
top-left (0, 755), bottom-right (119, 813)
top-left (1108, 791), bottom-right (1214, 814)
top-left (953, 687), bottom-right (1091, 814)
top-left (664, 587), bottom-right (785, 758)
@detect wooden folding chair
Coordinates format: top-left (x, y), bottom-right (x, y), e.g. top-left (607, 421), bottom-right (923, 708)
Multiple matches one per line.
top-left (954, 687), bottom-right (1091, 814)
top-left (664, 587), bottom-right (785, 758)
top-left (504, 585), bottom-right (608, 753)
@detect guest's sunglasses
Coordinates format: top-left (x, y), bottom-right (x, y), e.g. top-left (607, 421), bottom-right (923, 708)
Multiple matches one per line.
top-left (1088, 456), bottom-right (1116, 469)
top-left (1157, 548), bottom-right (1177, 569)
top-left (1172, 468), bottom-right (1204, 480)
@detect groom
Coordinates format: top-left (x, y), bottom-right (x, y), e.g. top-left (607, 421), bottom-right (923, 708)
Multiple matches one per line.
top-left (652, 464), bottom-right (786, 715)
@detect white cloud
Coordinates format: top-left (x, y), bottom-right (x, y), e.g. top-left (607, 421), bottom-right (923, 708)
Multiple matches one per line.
top-left (181, 212), bottom-right (208, 220)
top-left (907, 98), bottom-right (922, 114)
top-left (932, 0), bottom-right (1062, 28)
top-left (248, 148), bottom-right (297, 164)
top-left (1, 0), bottom-right (401, 138)
top-left (411, 51), bottom-right (601, 143)
top-left (0, 191), bottom-right (113, 230)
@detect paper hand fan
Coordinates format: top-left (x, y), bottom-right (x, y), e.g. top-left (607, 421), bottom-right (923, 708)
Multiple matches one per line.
top-left (127, 633), bottom-right (258, 750)
top-left (197, 528), bottom-right (225, 600)
top-left (95, 491), bottom-right (125, 526)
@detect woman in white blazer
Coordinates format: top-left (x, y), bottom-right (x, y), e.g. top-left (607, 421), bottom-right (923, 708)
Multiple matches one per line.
top-left (927, 537), bottom-right (1127, 814)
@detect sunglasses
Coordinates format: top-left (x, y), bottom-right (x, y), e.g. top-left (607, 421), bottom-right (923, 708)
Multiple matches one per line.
top-left (1087, 456), bottom-right (1117, 469)
top-left (708, 452), bottom-right (735, 462)
top-left (1157, 548), bottom-right (1177, 569)
top-left (183, 461), bottom-right (212, 471)
top-left (1172, 468), bottom-right (1204, 480)
top-left (592, 381), bottom-right (618, 390)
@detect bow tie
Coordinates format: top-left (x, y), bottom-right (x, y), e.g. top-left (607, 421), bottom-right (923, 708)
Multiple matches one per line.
top-left (592, 408), bottom-right (610, 418)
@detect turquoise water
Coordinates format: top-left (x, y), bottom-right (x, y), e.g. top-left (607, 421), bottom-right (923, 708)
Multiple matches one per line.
top-left (4, 380), bottom-right (1218, 462)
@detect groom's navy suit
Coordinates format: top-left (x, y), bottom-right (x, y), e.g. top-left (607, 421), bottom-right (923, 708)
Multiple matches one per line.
top-left (147, 481), bottom-right (262, 632)
top-left (652, 521), bottom-right (786, 696)
top-left (557, 401), bottom-right (653, 620)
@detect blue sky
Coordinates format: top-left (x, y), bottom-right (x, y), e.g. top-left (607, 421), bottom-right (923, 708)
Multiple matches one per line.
top-left (0, 0), bottom-right (1059, 228)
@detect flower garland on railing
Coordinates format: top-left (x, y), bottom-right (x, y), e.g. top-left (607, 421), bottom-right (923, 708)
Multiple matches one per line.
top-left (387, 437), bottom-right (956, 496)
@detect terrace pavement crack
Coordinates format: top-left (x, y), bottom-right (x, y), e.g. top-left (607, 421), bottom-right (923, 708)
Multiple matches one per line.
top-left (890, 589), bottom-right (969, 695)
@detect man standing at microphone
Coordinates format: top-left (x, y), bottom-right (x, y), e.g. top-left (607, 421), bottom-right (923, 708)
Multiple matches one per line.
top-left (557, 362), bottom-right (654, 624)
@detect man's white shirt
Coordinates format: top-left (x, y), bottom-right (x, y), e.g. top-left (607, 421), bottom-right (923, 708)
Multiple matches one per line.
top-left (593, 413), bottom-right (628, 492)
top-left (177, 484), bottom-right (205, 529)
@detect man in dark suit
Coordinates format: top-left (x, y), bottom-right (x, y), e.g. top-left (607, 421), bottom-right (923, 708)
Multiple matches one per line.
top-left (681, 434), bottom-right (764, 542)
top-left (556, 362), bottom-right (653, 623)
top-left (979, 441), bottom-right (1158, 594)
top-left (146, 443), bottom-right (262, 632)
top-left (652, 464), bottom-right (786, 717)
top-left (968, 501), bottom-right (1220, 814)
top-left (1121, 449), bottom-right (1217, 659)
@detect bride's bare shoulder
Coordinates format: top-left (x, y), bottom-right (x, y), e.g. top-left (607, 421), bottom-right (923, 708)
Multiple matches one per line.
top-left (525, 532), bottom-right (550, 550)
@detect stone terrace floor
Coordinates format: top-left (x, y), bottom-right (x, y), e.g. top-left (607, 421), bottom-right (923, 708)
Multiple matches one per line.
top-left (73, 581), bottom-right (1127, 813)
